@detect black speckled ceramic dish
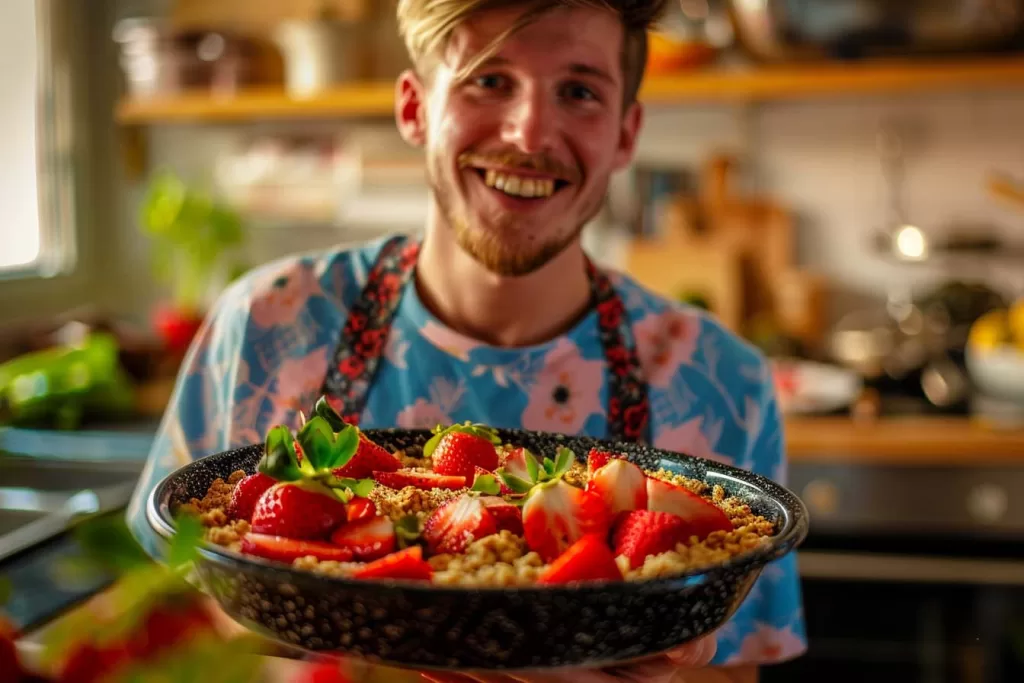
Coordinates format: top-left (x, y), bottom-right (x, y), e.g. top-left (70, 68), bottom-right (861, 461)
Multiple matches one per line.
top-left (147, 428), bottom-right (808, 672)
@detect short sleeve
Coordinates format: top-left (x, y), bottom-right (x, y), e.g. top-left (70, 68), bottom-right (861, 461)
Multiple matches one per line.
top-left (125, 284), bottom-right (251, 559)
top-left (711, 371), bottom-right (808, 666)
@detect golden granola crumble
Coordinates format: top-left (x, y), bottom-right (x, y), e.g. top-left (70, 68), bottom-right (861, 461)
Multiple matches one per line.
top-left (395, 449), bottom-right (431, 469)
top-left (367, 485), bottom-right (465, 521)
top-left (430, 531), bottom-right (545, 586)
top-left (562, 461), bottom-right (588, 488)
top-left (205, 519), bottom-right (250, 551)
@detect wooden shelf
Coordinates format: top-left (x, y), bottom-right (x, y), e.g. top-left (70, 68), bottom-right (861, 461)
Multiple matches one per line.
top-left (115, 55), bottom-right (1024, 124)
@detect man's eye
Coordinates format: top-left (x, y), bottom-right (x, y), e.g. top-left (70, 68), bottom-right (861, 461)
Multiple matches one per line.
top-left (563, 83), bottom-right (597, 102)
top-left (474, 74), bottom-right (506, 89)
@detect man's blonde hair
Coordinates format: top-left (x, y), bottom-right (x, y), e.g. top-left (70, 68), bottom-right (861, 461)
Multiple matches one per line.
top-left (396, 0), bottom-right (669, 109)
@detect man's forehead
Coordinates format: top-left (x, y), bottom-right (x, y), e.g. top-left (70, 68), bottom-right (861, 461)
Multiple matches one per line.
top-left (445, 5), bottom-right (623, 76)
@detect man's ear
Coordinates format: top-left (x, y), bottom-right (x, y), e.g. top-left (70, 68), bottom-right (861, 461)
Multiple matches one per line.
top-left (612, 101), bottom-right (644, 171)
top-left (395, 69), bottom-right (428, 148)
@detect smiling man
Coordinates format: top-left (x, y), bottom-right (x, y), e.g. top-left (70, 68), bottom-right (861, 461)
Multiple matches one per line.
top-left (125, 0), bottom-right (806, 681)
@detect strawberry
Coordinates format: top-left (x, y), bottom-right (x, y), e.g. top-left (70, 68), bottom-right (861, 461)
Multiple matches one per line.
top-left (586, 448), bottom-right (621, 476)
top-left (241, 533), bottom-right (355, 563)
top-left (330, 516), bottom-right (396, 561)
top-left (502, 447), bottom-right (535, 481)
top-left (227, 472), bottom-right (276, 521)
top-left (332, 434), bottom-right (401, 479)
top-left (346, 496), bottom-right (377, 522)
top-left (537, 534), bottom-right (623, 584)
top-left (431, 432), bottom-right (499, 478)
top-left (474, 466), bottom-right (512, 494)
top-left (587, 458), bottom-right (647, 516)
top-left (423, 495), bottom-right (498, 555)
top-left (646, 477), bottom-right (733, 539)
top-left (479, 495), bottom-right (523, 535)
top-left (612, 509), bottom-right (694, 569)
top-left (127, 600), bottom-right (215, 660)
top-left (373, 470), bottom-right (466, 491)
top-left (522, 479), bottom-right (612, 563)
top-left (0, 616), bottom-right (24, 683)
top-left (293, 659), bottom-right (354, 683)
top-left (250, 482), bottom-right (349, 539)
top-left (351, 546), bottom-right (433, 582)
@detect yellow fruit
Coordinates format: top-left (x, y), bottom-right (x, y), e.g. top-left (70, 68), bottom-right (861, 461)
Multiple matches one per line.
top-left (969, 309), bottom-right (1010, 353)
top-left (1009, 299), bottom-right (1024, 347)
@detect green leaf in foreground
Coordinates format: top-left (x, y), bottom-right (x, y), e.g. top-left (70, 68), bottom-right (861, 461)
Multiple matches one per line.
top-left (470, 474), bottom-right (502, 495)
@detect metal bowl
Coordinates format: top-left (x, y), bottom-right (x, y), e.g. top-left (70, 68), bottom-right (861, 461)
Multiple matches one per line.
top-left (146, 428), bottom-right (808, 672)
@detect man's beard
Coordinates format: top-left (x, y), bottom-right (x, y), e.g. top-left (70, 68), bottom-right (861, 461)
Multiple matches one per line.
top-left (427, 157), bottom-right (601, 277)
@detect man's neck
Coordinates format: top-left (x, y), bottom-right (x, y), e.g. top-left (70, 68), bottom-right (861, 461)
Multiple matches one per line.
top-left (413, 223), bottom-right (592, 349)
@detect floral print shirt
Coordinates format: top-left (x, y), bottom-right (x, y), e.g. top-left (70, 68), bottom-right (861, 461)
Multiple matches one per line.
top-left (126, 235), bottom-right (807, 667)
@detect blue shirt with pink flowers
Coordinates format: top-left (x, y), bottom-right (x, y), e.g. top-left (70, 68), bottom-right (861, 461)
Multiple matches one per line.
top-left (126, 235), bottom-right (807, 667)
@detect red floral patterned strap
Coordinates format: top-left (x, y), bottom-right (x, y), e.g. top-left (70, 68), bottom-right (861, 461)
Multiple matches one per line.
top-left (322, 235), bottom-right (650, 443)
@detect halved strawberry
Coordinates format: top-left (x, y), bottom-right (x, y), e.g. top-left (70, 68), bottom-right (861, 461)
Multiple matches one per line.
top-left (502, 447), bottom-right (535, 481)
top-left (332, 434), bottom-right (401, 479)
top-left (373, 470), bottom-right (466, 491)
top-left (612, 509), bottom-right (693, 569)
top-left (241, 533), bottom-right (355, 564)
top-left (330, 515), bottom-right (396, 561)
top-left (537, 534), bottom-right (623, 584)
top-left (351, 545), bottom-right (433, 581)
top-left (346, 496), bottom-right (377, 522)
top-left (522, 479), bottom-right (612, 563)
top-left (430, 430), bottom-right (499, 478)
top-left (227, 472), bottom-right (276, 521)
top-left (587, 458), bottom-right (647, 516)
top-left (423, 495), bottom-right (498, 555)
top-left (587, 448), bottom-right (621, 476)
top-left (474, 466), bottom-right (512, 494)
top-left (479, 496), bottom-right (523, 535)
top-left (250, 482), bottom-right (349, 539)
top-left (646, 477), bottom-right (733, 539)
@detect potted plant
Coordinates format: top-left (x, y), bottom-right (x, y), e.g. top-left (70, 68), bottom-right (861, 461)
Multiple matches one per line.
top-left (139, 171), bottom-right (248, 356)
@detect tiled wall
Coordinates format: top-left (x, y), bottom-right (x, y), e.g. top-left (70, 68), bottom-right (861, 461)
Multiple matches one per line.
top-left (117, 88), bottom-right (1024, 326)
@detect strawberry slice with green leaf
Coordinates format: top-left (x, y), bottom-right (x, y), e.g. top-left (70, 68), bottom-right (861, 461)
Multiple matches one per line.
top-left (470, 467), bottom-right (513, 496)
top-left (373, 470), bottom-right (466, 490)
top-left (587, 458), bottom-right (647, 516)
top-left (241, 533), bottom-right (355, 564)
top-left (646, 477), bottom-right (733, 539)
top-left (250, 481), bottom-right (350, 539)
top-left (522, 479), bottom-right (611, 562)
top-left (537, 533), bottom-right (623, 584)
top-left (351, 546), bottom-right (433, 582)
top-left (495, 446), bottom-right (576, 496)
top-left (330, 516), bottom-right (396, 561)
top-left (423, 495), bottom-right (498, 555)
top-left (424, 422), bottom-right (501, 478)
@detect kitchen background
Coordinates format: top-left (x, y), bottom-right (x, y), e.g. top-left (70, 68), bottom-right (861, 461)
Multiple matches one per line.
top-left (3, 0), bottom-right (1024, 681)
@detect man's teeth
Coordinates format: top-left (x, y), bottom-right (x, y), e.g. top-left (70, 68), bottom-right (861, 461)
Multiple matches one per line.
top-left (483, 169), bottom-right (556, 198)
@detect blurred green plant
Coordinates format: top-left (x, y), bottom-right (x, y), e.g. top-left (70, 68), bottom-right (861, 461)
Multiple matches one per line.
top-left (139, 171), bottom-right (249, 315)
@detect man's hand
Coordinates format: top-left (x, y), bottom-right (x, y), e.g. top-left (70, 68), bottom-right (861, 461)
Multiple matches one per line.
top-left (419, 635), bottom-right (718, 683)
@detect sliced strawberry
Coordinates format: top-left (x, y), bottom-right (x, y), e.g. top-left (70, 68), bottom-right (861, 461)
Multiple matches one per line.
top-left (227, 472), bottom-right (277, 522)
top-left (330, 516), bottom-right (396, 561)
top-left (587, 458), bottom-right (647, 516)
top-left (522, 479), bottom-right (612, 563)
top-left (346, 496), bottom-right (377, 522)
top-left (537, 534), bottom-right (623, 584)
top-left (646, 477), bottom-right (733, 539)
top-left (502, 447), bottom-right (535, 482)
top-left (479, 495), bottom-right (523, 535)
top-left (474, 466), bottom-right (512, 494)
top-left (612, 509), bottom-right (694, 569)
top-left (423, 495), bottom-right (498, 555)
top-left (373, 470), bottom-right (466, 491)
top-left (333, 434), bottom-right (401, 479)
top-left (431, 431), bottom-right (499, 478)
top-left (250, 482), bottom-right (349, 539)
top-left (351, 546), bottom-right (433, 582)
top-left (586, 448), bottom-right (621, 476)
top-left (241, 533), bottom-right (355, 564)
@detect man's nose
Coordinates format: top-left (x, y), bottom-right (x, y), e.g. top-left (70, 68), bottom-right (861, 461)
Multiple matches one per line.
top-left (501, 88), bottom-right (555, 154)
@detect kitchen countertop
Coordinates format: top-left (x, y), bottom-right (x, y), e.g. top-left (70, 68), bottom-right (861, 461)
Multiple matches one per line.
top-left (785, 415), bottom-right (1024, 465)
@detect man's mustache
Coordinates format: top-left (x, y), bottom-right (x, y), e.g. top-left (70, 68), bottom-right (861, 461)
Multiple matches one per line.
top-left (457, 151), bottom-right (580, 184)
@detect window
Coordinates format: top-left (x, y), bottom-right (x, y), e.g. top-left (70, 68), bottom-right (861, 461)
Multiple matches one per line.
top-left (0, 0), bottom-right (76, 279)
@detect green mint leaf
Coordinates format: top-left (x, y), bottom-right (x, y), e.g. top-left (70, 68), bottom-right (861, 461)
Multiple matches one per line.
top-left (168, 513), bottom-right (204, 569)
top-left (350, 478), bottom-right (376, 498)
top-left (422, 428), bottom-right (445, 459)
top-left (259, 440), bottom-right (303, 482)
top-left (541, 458), bottom-right (555, 477)
top-left (322, 424), bottom-right (359, 471)
top-left (524, 449), bottom-right (540, 483)
top-left (296, 416), bottom-right (336, 471)
top-left (329, 487), bottom-right (354, 504)
top-left (313, 395), bottom-right (346, 431)
top-left (497, 472), bottom-right (535, 495)
top-left (553, 447), bottom-right (574, 477)
top-left (470, 474), bottom-right (501, 495)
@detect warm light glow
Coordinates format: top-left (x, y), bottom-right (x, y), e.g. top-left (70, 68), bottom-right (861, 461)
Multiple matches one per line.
top-left (894, 225), bottom-right (927, 261)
